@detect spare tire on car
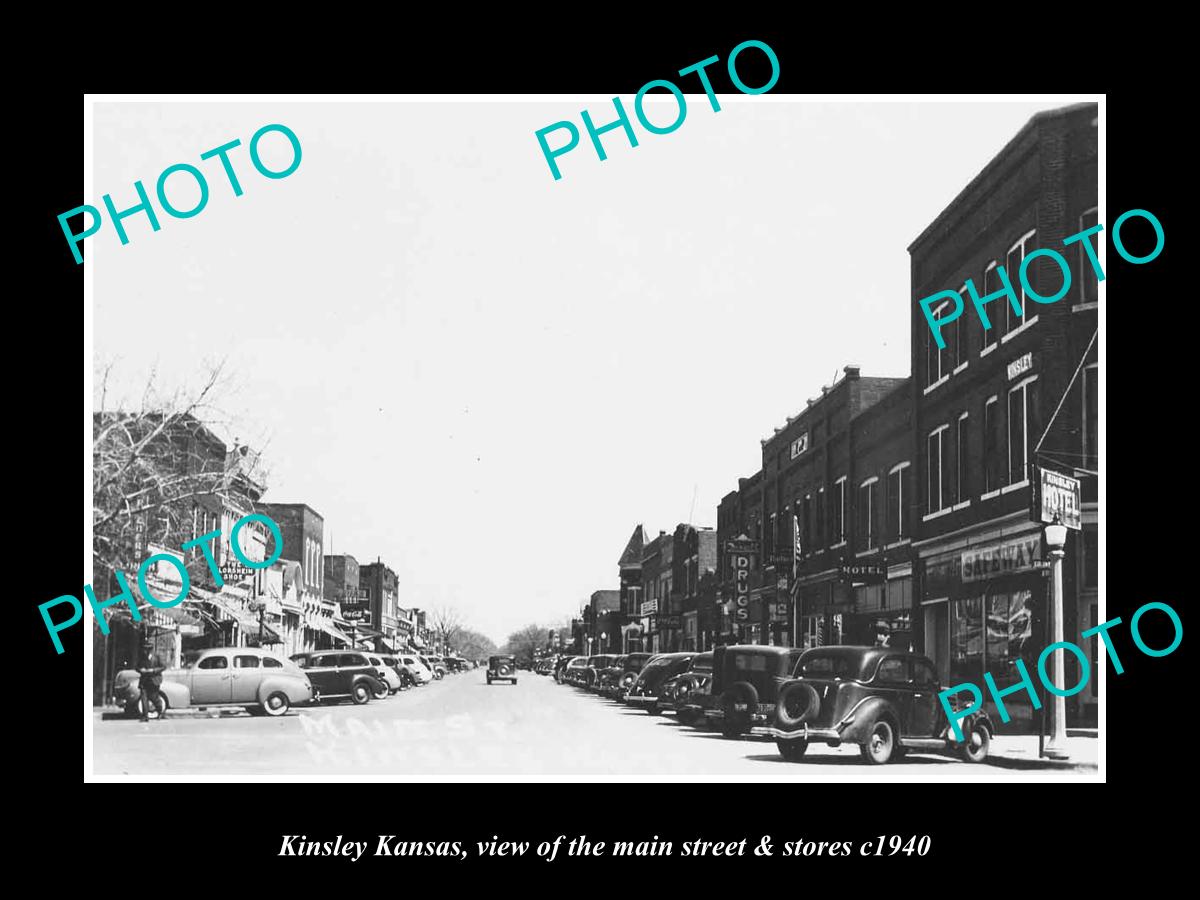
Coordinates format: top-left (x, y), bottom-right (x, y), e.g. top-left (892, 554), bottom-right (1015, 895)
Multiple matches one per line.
top-left (775, 681), bottom-right (821, 729)
top-left (720, 681), bottom-right (759, 736)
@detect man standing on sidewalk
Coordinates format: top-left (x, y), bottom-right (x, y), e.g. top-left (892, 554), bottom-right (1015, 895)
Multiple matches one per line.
top-left (137, 639), bottom-right (166, 721)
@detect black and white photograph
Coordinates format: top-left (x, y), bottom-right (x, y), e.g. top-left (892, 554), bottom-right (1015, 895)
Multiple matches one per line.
top-left (73, 91), bottom-right (1113, 787)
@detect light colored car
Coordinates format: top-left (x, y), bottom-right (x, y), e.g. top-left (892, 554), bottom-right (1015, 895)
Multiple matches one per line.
top-left (399, 654), bottom-right (434, 684)
top-left (421, 656), bottom-right (446, 679)
top-left (367, 653), bottom-right (403, 695)
top-left (114, 647), bottom-right (313, 717)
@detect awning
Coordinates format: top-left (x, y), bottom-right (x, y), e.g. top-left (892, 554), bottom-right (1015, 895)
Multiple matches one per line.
top-left (317, 619), bottom-right (353, 646)
top-left (378, 637), bottom-right (399, 653)
top-left (352, 624), bottom-right (383, 638)
top-left (238, 614), bottom-right (282, 644)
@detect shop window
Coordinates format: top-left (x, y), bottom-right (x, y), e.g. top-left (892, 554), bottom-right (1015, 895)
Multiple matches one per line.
top-left (950, 597), bottom-right (983, 687)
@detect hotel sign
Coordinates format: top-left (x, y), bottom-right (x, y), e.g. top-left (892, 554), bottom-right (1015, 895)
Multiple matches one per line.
top-left (961, 536), bottom-right (1042, 583)
top-left (1007, 352), bottom-right (1034, 381)
top-left (1030, 466), bottom-right (1082, 531)
top-left (790, 433), bottom-right (810, 459)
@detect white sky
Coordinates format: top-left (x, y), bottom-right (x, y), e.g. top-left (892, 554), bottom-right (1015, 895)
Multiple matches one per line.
top-left (92, 97), bottom-right (1071, 645)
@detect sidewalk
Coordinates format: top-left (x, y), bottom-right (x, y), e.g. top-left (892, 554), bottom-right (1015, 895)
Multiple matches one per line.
top-left (986, 732), bottom-right (1097, 770)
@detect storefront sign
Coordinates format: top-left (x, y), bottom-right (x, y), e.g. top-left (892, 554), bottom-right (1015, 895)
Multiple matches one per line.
top-left (734, 553), bottom-right (750, 621)
top-left (839, 562), bottom-right (886, 584)
top-left (219, 561), bottom-right (254, 583)
top-left (640, 598), bottom-right (658, 616)
top-left (961, 536), bottom-right (1042, 583)
top-left (657, 614), bottom-right (682, 629)
top-left (1030, 466), bottom-right (1082, 530)
top-left (340, 603), bottom-right (370, 623)
top-left (770, 601), bottom-right (789, 622)
top-left (725, 538), bottom-right (756, 554)
top-left (1007, 351), bottom-right (1034, 381)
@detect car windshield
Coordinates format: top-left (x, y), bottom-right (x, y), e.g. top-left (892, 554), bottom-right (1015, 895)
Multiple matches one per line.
top-left (691, 653), bottom-right (714, 672)
top-left (181, 651), bottom-right (204, 669)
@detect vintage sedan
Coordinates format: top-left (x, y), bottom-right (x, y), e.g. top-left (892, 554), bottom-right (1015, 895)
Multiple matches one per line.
top-left (664, 651), bottom-right (714, 724)
top-left (580, 654), bottom-right (619, 691)
top-left (625, 652), bottom-right (694, 713)
top-left (758, 646), bottom-right (995, 764)
top-left (561, 656), bottom-right (589, 684)
top-left (290, 650), bottom-right (384, 705)
top-left (487, 655), bottom-right (518, 685)
top-left (114, 647), bottom-right (314, 718)
top-left (704, 644), bottom-right (806, 738)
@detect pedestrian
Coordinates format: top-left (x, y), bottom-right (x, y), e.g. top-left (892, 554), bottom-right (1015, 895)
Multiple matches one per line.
top-left (137, 639), bottom-right (166, 721)
top-left (873, 621), bottom-right (892, 648)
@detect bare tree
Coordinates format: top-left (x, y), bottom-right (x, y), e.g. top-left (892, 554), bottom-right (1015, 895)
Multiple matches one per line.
top-left (454, 628), bottom-right (498, 662)
top-left (429, 605), bottom-right (465, 653)
top-left (92, 360), bottom-right (271, 590)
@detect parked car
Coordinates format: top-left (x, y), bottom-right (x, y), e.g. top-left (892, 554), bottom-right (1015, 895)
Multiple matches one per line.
top-left (562, 656), bottom-right (590, 685)
top-left (395, 654), bottom-right (433, 685)
top-left (704, 644), bottom-right (805, 737)
top-left (290, 650), bottom-right (384, 705)
top-left (554, 655), bottom-right (577, 683)
top-left (580, 654), bottom-right (618, 690)
top-left (625, 652), bottom-right (695, 714)
top-left (366, 653), bottom-right (403, 697)
top-left (759, 646), bottom-right (995, 764)
top-left (663, 651), bottom-right (713, 724)
top-left (379, 655), bottom-right (415, 690)
top-left (114, 647), bottom-right (314, 718)
top-left (487, 655), bottom-right (518, 685)
top-left (421, 655), bottom-right (446, 679)
top-left (599, 652), bottom-right (654, 699)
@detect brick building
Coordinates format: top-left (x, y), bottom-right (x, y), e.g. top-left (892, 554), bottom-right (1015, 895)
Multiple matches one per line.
top-left (616, 525), bottom-right (646, 652)
top-left (258, 502), bottom-right (333, 652)
top-left (672, 524), bottom-right (718, 652)
top-left (908, 102), bottom-right (1099, 730)
top-left (359, 559), bottom-right (400, 652)
top-left (583, 589), bottom-right (621, 655)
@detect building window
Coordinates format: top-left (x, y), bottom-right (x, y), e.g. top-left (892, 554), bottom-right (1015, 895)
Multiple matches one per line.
top-left (858, 478), bottom-right (878, 550)
top-left (832, 477), bottom-right (846, 544)
top-left (1079, 208), bottom-right (1099, 304)
top-left (982, 262), bottom-right (999, 350)
top-left (927, 426), bottom-right (948, 513)
top-left (953, 285), bottom-right (967, 367)
top-left (956, 413), bottom-right (969, 504)
top-left (1083, 363), bottom-right (1098, 470)
top-left (803, 494), bottom-right (812, 552)
top-left (926, 298), bottom-right (950, 387)
top-left (983, 397), bottom-right (1000, 493)
top-left (887, 463), bottom-right (909, 541)
top-left (1005, 230), bottom-right (1037, 335)
top-left (1008, 377), bottom-right (1038, 485)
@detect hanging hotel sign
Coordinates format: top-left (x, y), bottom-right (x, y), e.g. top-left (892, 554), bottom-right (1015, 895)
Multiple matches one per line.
top-left (1030, 465), bottom-right (1082, 531)
top-left (1007, 352), bottom-right (1034, 381)
top-left (961, 536), bottom-right (1042, 583)
top-left (838, 562), bottom-right (886, 584)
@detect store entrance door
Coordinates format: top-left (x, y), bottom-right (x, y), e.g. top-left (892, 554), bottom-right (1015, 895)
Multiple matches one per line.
top-left (923, 600), bottom-right (950, 684)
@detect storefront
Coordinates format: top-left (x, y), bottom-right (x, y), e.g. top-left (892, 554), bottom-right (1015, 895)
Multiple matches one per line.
top-left (919, 528), bottom-right (1056, 734)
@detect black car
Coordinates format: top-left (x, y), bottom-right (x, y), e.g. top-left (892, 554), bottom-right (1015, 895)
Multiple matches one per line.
top-left (597, 652), bottom-right (654, 699)
top-left (664, 651), bottom-right (714, 724)
top-left (760, 646), bottom-right (996, 765)
top-left (705, 644), bottom-right (805, 737)
top-left (487, 655), bottom-right (518, 685)
top-left (625, 652), bottom-right (695, 713)
top-left (290, 650), bottom-right (384, 705)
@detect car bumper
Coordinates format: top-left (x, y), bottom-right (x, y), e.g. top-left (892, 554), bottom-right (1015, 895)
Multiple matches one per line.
top-left (753, 724), bottom-right (844, 742)
top-left (624, 694), bottom-right (658, 705)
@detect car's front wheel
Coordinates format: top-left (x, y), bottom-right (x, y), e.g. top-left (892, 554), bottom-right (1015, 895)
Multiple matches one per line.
top-left (263, 692), bottom-right (290, 717)
top-left (352, 684), bottom-right (371, 705)
top-left (777, 738), bottom-right (809, 761)
top-left (861, 719), bottom-right (896, 765)
top-left (960, 723), bottom-right (991, 763)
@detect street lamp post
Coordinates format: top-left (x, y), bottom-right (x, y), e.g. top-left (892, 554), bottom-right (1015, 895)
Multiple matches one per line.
top-left (601, 631), bottom-right (607, 655)
top-left (1042, 517), bottom-right (1070, 760)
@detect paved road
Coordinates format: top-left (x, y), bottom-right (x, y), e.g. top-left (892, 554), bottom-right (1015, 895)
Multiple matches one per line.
top-left (92, 669), bottom-right (1096, 779)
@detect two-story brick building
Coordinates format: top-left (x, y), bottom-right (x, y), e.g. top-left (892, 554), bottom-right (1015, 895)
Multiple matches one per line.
top-left (258, 502), bottom-right (334, 652)
top-left (359, 559), bottom-right (400, 652)
top-left (908, 102), bottom-right (1099, 730)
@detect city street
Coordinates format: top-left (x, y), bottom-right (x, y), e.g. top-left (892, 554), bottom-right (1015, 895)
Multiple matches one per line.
top-left (93, 670), bottom-right (1097, 779)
